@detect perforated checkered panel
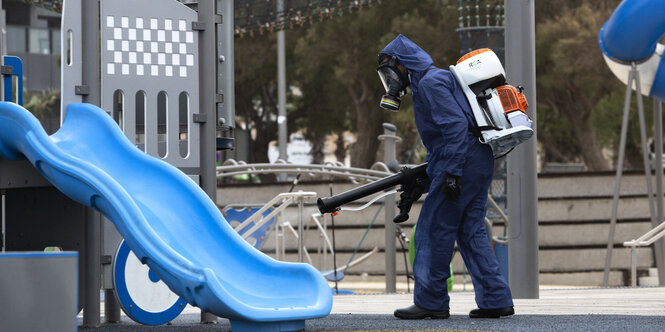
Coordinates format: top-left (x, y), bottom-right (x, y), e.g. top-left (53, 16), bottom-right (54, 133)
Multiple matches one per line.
top-left (104, 16), bottom-right (195, 78)
top-left (101, 0), bottom-right (200, 170)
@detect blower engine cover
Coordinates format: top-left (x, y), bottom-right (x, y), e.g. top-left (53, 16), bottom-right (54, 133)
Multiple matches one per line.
top-left (450, 48), bottom-right (533, 158)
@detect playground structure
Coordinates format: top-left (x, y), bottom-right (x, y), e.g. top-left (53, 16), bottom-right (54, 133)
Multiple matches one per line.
top-left (599, 0), bottom-right (665, 287)
top-left (0, 100), bottom-right (332, 330)
top-left (0, 0), bottom-right (539, 330)
top-left (2, 0), bottom-right (332, 331)
top-left (7, 0), bottom-right (665, 331)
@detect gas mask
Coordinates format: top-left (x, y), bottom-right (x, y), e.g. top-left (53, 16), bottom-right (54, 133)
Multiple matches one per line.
top-left (377, 55), bottom-right (410, 111)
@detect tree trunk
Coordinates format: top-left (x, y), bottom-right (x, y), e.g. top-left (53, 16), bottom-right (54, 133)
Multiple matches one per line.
top-left (350, 108), bottom-right (383, 168)
top-left (347, 82), bottom-right (384, 168)
top-left (397, 123), bottom-right (420, 164)
top-left (569, 113), bottom-right (610, 171)
top-left (310, 139), bottom-right (325, 164)
top-left (334, 132), bottom-right (346, 164)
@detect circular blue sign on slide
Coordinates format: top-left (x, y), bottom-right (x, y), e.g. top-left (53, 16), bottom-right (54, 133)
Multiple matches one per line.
top-left (113, 240), bottom-right (187, 325)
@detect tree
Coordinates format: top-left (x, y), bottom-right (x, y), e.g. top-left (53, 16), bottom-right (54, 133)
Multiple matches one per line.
top-left (234, 30), bottom-right (305, 165)
top-left (535, 3), bottom-right (620, 170)
top-left (293, 0), bottom-right (460, 168)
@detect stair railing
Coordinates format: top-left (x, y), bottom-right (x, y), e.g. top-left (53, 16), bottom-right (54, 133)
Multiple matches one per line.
top-left (623, 221), bottom-right (665, 286)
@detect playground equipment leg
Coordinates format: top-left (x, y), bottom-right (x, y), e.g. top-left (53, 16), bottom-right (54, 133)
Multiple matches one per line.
top-left (1, 190), bottom-right (5, 252)
top-left (654, 99), bottom-right (665, 285)
top-left (198, 0), bottom-right (219, 324)
top-left (83, 208), bottom-right (101, 327)
top-left (635, 73), bottom-right (665, 286)
top-left (604, 68), bottom-right (635, 287)
top-left (81, 0), bottom-right (101, 325)
top-left (104, 289), bottom-right (121, 323)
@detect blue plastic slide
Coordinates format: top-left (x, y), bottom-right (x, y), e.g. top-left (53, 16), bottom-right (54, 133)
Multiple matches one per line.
top-left (599, 0), bottom-right (665, 101)
top-left (0, 102), bottom-right (332, 331)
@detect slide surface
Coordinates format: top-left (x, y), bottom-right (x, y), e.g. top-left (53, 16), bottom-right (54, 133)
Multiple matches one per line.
top-left (0, 102), bottom-right (332, 329)
top-left (599, 0), bottom-right (665, 101)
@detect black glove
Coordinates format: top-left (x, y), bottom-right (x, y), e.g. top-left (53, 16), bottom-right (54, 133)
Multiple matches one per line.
top-left (442, 174), bottom-right (461, 201)
top-left (393, 177), bottom-right (426, 223)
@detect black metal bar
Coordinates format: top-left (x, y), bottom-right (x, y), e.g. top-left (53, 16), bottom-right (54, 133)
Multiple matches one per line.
top-left (316, 163), bottom-right (427, 214)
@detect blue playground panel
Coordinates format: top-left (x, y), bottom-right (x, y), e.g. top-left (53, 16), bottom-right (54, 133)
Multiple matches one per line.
top-left (224, 207), bottom-right (275, 249)
top-left (114, 240), bottom-right (187, 325)
top-left (3, 56), bottom-right (23, 105)
top-left (0, 102), bottom-right (332, 331)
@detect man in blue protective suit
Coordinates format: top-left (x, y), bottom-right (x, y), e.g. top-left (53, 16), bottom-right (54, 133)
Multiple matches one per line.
top-left (377, 34), bottom-right (514, 319)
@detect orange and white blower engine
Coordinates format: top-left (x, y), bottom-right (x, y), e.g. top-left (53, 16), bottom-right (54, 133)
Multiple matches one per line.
top-left (449, 48), bottom-right (533, 158)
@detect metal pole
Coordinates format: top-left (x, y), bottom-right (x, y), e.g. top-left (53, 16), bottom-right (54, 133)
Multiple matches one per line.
top-left (298, 197), bottom-right (304, 262)
top-left (603, 68), bottom-right (634, 287)
top-left (83, 209), bottom-right (101, 327)
top-left (274, 214), bottom-right (280, 259)
top-left (653, 99), bottom-right (665, 285)
top-left (198, 0), bottom-right (219, 324)
top-left (631, 246), bottom-right (637, 287)
top-left (381, 123), bottom-right (398, 293)
top-left (1, 191), bottom-right (5, 252)
top-left (504, 0), bottom-right (539, 299)
top-left (217, 0), bottom-right (235, 129)
top-left (277, 0), bottom-right (287, 163)
top-left (635, 72), bottom-right (663, 286)
top-left (81, 0), bottom-right (101, 326)
top-left (0, 0), bottom-right (5, 102)
top-left (104, 289), bottom-right (121, 323)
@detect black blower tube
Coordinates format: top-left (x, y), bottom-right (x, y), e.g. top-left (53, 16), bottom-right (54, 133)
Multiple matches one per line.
top-left (316, 163), bottom-right (428, 214)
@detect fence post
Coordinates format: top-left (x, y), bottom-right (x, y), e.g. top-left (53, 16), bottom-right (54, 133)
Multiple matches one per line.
top-left (379, 123), bottom-right (400, 293)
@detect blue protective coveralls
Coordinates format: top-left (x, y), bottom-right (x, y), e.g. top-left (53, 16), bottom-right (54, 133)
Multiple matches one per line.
top-left (380, 35), bottom-right (513, 311)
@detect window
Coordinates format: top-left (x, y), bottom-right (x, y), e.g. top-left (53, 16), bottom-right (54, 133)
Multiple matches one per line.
top-left (6, 26), bottom-right (26, 53)
top-left (29, 28), bottom-right (50, 54)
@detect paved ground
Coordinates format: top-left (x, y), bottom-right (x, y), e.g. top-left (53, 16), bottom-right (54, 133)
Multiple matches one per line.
top-left (79, 287), bottom-right (665, 331)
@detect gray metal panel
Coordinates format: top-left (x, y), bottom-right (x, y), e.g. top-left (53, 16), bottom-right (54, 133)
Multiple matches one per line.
top-left (0, 253), bottom-right (78, 332)
top-left (4, 187), bottom-right (86, 312)
top-left (102, 218), bottom-right (122, 290)
top-left (100, 0), bottom-right (200, 169)
top-left (0, 158), bottom-right (52, 189)
top-left (60, 0), bottom-right (83, 122)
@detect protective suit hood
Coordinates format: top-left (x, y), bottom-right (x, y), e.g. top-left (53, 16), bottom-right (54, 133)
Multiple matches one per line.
top-left (380, 34), bottom-right (433, 73)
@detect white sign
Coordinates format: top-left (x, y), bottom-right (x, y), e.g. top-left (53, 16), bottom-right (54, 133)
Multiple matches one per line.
top-left (268, 133), bottom-right (313, 164)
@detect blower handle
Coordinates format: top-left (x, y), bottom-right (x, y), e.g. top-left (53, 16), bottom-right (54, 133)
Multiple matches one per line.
top-left (316, 163), bottom-right (428, 216)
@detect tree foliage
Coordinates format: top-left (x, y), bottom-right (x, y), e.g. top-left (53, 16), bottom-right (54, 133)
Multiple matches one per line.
top-left (234, 0), bottom-right (653, 172)
top-left (233, 1), bottom-right (475, 168)
top-left (290, 0), bottom-right (459, 167)
top-left (535, 0), bottom-right (653, 170)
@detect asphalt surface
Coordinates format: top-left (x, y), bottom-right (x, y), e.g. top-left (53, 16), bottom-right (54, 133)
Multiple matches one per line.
top-left (78, 313), bottom-right (665, 331)
top-left (78, 287), bottom-right (665, 331)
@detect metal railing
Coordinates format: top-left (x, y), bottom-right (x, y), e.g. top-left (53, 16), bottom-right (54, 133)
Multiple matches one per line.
top-left (218, 160), bottom-right (510, 245)
top-left (221, 190), bottom-right (379, 276)
top-left (624, 220), bottom-right (665, 286)
top-left (218, 159), bottom-right (393, 183)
